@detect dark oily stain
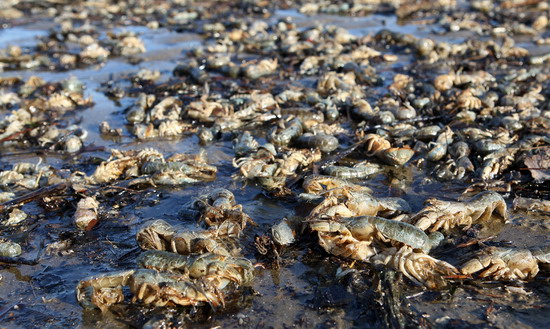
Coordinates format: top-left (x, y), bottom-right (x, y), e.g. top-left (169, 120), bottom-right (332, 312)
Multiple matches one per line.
top-left (1, 305), bottom-right (56, 328)
top-left (440, 318), bottom-right (489, 329)
top-left (33, 271), bottom-right (63, 290)
top-left (314, 284), bottom-right (354, 308)
top-left (376, 268), bottom-right (431, 329)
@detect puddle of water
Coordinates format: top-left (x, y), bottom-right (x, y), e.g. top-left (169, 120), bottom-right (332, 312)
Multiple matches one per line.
top-left (0, 26), bottom-right (47, 46)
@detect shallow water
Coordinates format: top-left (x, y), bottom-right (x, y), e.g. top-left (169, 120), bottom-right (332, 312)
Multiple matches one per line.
top-left (1, 5), bottom-right (549, 329)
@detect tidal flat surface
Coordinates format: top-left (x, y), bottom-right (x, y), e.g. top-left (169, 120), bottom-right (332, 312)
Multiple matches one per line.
top-left (1, 1), bottom-right (549, 328)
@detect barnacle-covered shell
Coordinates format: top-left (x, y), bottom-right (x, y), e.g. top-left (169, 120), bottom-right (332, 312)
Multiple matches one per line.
top-left (0, 239), bottom-right (22, 257)
top-left (271, 219), bottom-right (296, 246)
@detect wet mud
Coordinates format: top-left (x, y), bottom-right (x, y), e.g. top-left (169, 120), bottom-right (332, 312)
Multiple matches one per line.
top-left (1, 1), bottom-right (550, 328)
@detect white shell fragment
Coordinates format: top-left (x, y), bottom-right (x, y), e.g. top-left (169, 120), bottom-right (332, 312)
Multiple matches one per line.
top-left (5, 208), bottom-right (28, 226)
top-left (0, 192), bottom-right (15, 203)
top-left (271, 219), bottom-right (296, 246)
top-left (64, 135), bottom-right (83, 153)
top-left (0, 239), bottom-right (22, 257)
top-left (74, 196), bottom-right (100, 230)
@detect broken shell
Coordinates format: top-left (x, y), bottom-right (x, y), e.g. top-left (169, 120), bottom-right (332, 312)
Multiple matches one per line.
top-left (74, 197), bottom-right (100, 230)
top-left (5, 208), bottom-right (27, 226)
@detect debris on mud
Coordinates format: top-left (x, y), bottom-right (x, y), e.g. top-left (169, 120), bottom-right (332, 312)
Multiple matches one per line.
top-left (0, 0), bottom-right (549, 328)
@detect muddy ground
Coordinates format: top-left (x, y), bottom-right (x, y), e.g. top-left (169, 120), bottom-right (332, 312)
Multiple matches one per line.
top-left (1, 1), bottom-right (550, 328)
